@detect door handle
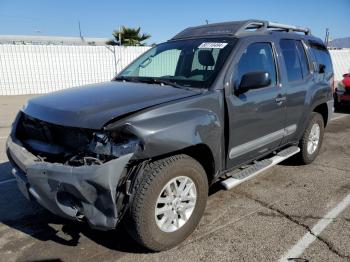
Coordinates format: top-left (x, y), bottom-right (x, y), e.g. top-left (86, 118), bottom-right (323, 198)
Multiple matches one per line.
top-left (275, 96), bottom-right (286, 104)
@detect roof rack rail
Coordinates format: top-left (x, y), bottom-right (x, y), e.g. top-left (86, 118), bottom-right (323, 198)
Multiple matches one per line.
top-left (267, 21), bottom-right (311, 35)
top-left (170, 20), bottom-right (312, 41)
top-left (236, 20), bottom-right (311, 35)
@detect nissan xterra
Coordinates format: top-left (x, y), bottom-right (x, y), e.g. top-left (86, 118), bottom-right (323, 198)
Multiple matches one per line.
top-left (6, 20), bottom-right (334, 251)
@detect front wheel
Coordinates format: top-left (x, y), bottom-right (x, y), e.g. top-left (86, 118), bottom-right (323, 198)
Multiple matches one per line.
top-left (298, 112), bottom-right (325, 164)
top-left (126, 154), bottom-right (208, 251)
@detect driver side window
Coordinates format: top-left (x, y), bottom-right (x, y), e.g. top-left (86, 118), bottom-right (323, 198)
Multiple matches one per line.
top-left (236, 42), bottom-right (277, 87)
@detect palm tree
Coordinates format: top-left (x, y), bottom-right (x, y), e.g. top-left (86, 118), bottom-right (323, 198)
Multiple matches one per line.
top-left (106, 26), bottom-right (151, 46)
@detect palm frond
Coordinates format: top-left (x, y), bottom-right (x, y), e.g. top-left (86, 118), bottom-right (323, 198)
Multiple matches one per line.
top-left (108, 26), bottom-right (151, 46)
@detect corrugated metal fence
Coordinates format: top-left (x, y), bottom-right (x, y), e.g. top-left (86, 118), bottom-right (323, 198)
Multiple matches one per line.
top-left (0, 45), bottom-right (349, 95)
top-left (330, 49), bottom-right (350, 81)
top-left (0, 45), bottom-right (150, 95)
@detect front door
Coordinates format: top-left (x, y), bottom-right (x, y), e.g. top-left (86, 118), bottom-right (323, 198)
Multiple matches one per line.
top-left (225, 39), bottom-right (287, 169)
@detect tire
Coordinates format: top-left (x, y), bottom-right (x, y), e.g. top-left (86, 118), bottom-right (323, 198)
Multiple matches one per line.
top-left (126, 154), bottom-right (208, 251)
top-left (298, 112), bottom-right (325, 164)
top-left (334, 94), bottom-right (341, 112)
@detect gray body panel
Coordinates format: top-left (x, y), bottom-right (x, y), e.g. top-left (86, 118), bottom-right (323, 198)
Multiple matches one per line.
top-left (223, 35), bottom-right (287, 168)
top-left (22, 81), bottom-right (199, 129)
top-left (105, 91), bottom-right (225, 173)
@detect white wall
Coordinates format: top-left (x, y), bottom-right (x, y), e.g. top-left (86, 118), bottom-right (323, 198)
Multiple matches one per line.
top-left (329, 49), bottom-right (350, 81)
top-left (0, 45), bottom-right (349, 95)
top-left (0, 44), bottom-right (150, 95)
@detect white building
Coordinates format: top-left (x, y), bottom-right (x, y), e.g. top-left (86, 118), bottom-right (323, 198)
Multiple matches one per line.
top-left (0, 35), bottom-right (109, 46)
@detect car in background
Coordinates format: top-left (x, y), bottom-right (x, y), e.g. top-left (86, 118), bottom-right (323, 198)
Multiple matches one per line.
top-left (334, 73), bottom-right (350, 110)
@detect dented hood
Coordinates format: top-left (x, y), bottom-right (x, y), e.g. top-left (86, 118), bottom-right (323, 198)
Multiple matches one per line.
top-left (22, 81), bottom-right (199, 129)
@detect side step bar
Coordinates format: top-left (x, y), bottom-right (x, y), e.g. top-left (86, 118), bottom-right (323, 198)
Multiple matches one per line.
top-left (221, 146), bottom-right (300, 190)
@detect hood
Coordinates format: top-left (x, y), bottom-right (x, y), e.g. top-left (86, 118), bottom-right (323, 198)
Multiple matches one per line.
top-left (22, 81), bottom-right (199, 129)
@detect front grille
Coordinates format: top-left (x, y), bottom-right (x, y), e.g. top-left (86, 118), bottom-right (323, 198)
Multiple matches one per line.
top-left (15, 113), bottom-right (93, 157)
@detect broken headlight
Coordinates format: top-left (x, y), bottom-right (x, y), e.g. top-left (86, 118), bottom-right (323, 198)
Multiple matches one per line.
top-left (88, 131), bottom-right (140, 158)
top-left (66, 131), bottom-right (140, 166)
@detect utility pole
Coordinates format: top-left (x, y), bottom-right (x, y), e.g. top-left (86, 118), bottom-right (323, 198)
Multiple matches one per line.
top-left (78, 21), bottom-right (83, 39)
top-left (324, 28), bottom-right (330, 47)
top-left (118, 26), bottom-right (122, 46)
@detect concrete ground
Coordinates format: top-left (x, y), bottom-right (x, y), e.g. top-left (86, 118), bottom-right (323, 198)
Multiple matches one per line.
top-left (0, 95), bottom-right (349, 262)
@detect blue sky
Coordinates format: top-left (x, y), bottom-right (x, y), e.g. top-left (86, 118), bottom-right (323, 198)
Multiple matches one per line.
top-left (0, 0), bottom-right (349, 43)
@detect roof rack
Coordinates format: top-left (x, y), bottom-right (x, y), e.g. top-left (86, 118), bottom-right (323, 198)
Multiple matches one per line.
top-left (236, 20), bottom-right (311, 35)
top-left (170, 20), bottom-right (311, 40)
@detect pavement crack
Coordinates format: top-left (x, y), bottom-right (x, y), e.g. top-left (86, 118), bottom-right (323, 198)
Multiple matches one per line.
top-left (313, 163), bottom-right (350, 173)
top-left (258, 212), bottom-right (350, 224)
top-left (178, 199), bottom-right (282, 248)
top-left (240, 192), bottom-right (350, 260)
top-left (257, 212), bottom-right (324, 220)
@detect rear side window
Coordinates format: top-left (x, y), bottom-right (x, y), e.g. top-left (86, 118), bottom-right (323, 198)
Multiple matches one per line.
top-left (237, 42), bottom-right (277, 86)
top-left (280, 39), bottom-right (309, 82)
top-left (308, 42), bottom-right (333, 78)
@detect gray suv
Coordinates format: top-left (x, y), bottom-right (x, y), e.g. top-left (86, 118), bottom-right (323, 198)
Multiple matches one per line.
top-left (6, 20), bottom-right (334, 251)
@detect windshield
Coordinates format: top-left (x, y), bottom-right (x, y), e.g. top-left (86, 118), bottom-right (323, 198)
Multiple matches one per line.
top-left (115, 38), bottom-right (236, 88)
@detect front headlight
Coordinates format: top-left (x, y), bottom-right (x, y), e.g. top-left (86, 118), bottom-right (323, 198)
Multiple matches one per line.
top-left (89, 131), bottom-right (140, 158)
top-left (65, 130), bottom-right (140, 166)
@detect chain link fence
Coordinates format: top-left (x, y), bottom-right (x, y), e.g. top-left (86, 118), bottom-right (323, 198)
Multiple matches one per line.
top-left (0, 44), bottom-right (150, 95)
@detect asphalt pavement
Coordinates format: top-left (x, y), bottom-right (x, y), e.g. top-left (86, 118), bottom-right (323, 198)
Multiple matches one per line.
top-left (0, 95), bottom-right (349, 262)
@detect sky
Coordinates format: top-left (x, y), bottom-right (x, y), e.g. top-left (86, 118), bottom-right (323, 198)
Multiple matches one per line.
top-left (0, 0), bottom-right (349, 44)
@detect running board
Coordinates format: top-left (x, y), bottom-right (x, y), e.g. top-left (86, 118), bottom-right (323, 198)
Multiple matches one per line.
top-left (221, 146), bottom-right (300, 190)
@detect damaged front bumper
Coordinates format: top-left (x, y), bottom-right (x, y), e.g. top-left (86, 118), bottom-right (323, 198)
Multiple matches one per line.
top-left (6, 135), bottom-right (133, 230)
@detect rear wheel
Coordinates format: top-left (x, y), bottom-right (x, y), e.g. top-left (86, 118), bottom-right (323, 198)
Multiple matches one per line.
top-left (298, 112), bottom-right (324, 164)
top-left (126, 154), bottom-right (208, 251)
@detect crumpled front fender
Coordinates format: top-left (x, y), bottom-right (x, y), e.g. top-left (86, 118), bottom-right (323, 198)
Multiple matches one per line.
top-left (7, 135), bottom-right (133, 230)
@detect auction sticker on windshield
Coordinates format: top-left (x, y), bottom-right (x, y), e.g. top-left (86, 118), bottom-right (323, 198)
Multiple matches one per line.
top-left (198, 42), bottom-right (228, 49)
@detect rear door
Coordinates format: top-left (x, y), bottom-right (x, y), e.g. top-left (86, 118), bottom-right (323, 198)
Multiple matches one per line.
top-left (277, 39), bottom-right (315, 144)
top-left (225, 37), bottom-right (287, 169)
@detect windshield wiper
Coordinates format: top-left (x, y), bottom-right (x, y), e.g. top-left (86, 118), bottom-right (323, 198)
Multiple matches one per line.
top-left (114, 76), bottom-right (140, 82)
top-left (137, 78), bottom-right (185, 89)
top-left (114, 76), bottom-right (195, 91)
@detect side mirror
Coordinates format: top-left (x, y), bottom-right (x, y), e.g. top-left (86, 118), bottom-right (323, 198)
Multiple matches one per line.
top-left (236, 72), bottom-right (271, 95)
top-left (318, 64), bottom-right (326, 74)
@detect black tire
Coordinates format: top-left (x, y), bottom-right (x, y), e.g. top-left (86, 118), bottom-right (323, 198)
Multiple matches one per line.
top-left (298, 112), bottom-right (325, 164)
top-left (126, 154), bottom-right (208, 251)
top-left (334, 94), bottom-right (341, 112)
